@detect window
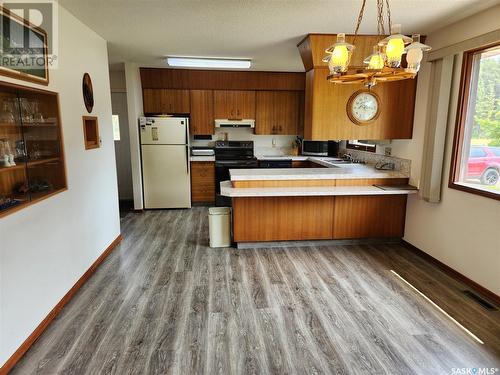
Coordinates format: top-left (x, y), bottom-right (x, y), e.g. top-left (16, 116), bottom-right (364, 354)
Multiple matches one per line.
top-left (449, 43), bottom-right (500, 200)
top-left (346, 140), bottom-right (376, 153)
top-left (469, 147), bottom-right (486, 158)
top-left (112, 115), bottom-right (121, 141)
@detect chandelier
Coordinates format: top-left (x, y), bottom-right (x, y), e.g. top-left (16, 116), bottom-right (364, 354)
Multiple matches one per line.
top-left (323, 0), bottom-right (431, 87)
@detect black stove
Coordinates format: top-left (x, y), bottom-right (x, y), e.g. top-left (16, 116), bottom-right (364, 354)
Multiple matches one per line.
top-left (215, 140), bottom-right (255, 160)
top-left (214, 141), bottom-right (258, 206)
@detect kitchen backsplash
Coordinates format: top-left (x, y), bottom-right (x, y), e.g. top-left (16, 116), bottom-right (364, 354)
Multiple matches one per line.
top-left (190, 128), bottom-right (297, 156)
top-left (339, 147), bottom-right (411, 175)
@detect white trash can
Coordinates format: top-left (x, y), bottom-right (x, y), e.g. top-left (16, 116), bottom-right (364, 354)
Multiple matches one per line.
top-left (208, 207), bottom-right (231, 248)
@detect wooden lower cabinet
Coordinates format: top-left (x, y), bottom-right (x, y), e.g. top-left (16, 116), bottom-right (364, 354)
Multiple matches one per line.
top-left (333, 195), bottom-right (407, 239)
top-left (190, 161), bottom-right (215, 203)
top-left (232, 196), bottom-right (334, 242)
top-left (232, 194), bottom-right (407, 242)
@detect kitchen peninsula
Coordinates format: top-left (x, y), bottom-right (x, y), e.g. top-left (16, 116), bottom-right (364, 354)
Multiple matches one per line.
top-left (221, 159), bottom-right (417, 244)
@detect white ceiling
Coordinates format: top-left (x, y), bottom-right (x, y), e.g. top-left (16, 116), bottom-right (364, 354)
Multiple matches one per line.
top-left (60, 0), bottom-right (499, 72)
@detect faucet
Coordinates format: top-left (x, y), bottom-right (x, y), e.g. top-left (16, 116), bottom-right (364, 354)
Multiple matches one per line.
top-left (343, 153), bottom-right (353, 161)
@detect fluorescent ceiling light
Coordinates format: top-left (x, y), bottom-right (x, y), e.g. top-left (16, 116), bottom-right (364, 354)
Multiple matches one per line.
top-left (166, 57), bottom-right (251, 69)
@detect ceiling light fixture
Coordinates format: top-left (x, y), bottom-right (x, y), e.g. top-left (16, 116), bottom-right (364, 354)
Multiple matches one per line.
top-left (323, 0), bottom-right (431, 86)
top-left (166, 57), bottom-right (251, 69)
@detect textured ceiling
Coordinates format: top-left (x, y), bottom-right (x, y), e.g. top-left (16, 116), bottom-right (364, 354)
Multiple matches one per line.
top-left (59, 0), bottom-right (500, 71)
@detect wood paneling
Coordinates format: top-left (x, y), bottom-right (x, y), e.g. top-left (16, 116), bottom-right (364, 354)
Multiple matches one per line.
top-left (234, 177), bottom-right (408, 188)
top-left (143, 89), bottom-right (190, 115)
top-left (140, 68), bottom-right (305, 91)
top-left (214, 90), bottom-right (255, 119)
top-left (190, 161), bottom-right (215, 203)
top-left (232, 196), bottom-right (334, 242)
top-left (335, 178), bottom-right (409, 186)
top-left (190, 90), bottom-right (214, 135)
top-left (304, 68), bottom-right (416, 140)
top-left (256, 91), bottom-right (301, 135)
top-left (333, 195), bottom-right (407, 239)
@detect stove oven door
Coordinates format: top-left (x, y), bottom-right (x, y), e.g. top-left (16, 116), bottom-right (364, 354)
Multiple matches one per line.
top-left (215, 160), bottom-right (258, 206)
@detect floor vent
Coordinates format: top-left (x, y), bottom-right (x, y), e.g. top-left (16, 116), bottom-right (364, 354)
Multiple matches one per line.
top-left (462, 290), bottom-right (498, 311)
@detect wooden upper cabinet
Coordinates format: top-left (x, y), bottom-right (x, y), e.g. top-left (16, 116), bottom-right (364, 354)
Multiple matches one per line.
top-left (214, 90), bottom-right (255, 119)
top-left (190, 90), bottom-right (214, 135)
top-left (143, 89), bottom-right (190, 115)
top-left (304, 68), bottom-right (415, 140)
top-left (256, 91), bottom-right (301, 135)
top-left (298, 34), bottom-right (416, 140)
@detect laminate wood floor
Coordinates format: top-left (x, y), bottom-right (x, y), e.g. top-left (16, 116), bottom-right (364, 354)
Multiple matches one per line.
top-left (11, 208), bottom-right (500, 374)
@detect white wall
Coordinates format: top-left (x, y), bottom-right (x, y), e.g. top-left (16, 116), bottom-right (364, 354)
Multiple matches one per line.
top-left (124, 63), bottom-right (144, 210)
top-left (0, 5), bottom-right (120, 365)
top-left (110, 70), bottom-right (133, 200)
top-left (390, 5), bottom-right (500, 296)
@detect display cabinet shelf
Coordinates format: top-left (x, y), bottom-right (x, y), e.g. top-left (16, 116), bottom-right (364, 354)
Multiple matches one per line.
top-left (0, 164), bottom-right (25, 173)
top-left (0, 81), bottom-right (66, 218)
top-left (27, 157), bottom-right (60, 167)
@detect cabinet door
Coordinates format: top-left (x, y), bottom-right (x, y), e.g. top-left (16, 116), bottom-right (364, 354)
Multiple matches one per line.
top-left (235, 90), bottom-right (255, 119)
top-left (214, 90), bottom-right (255, 119)
top-left (190, 90), bottom-right (214, 135)
top-left (190, 161), bottom-right (215, 203)
top-left (274, 91), bottom-right (300, 135)
top-left (143, 89), bottom-right (190, 115)
top-left (255, 91), bottom-right (275, 135)
top-left (255, 91), bottom-right (300, 135)
top-left (214, 90), bottom-right (234, 118)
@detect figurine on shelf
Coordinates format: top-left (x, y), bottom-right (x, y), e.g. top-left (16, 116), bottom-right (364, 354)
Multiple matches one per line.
top-left (4, 140), bottom-right (16, 166)
top-left (15, 140), bottom-right (27, 162)
top-left (1, 98), bottom-right (16, 123)
top-left (0, 139), bottom-right (13, 167)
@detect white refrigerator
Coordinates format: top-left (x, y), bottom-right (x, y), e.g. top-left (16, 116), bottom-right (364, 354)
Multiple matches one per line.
top-left (139, 117), bottom-right (191, 209)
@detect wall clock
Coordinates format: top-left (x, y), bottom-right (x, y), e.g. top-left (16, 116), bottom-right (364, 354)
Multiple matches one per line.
top-left (82, 73), bottom-right (94, 113)
top-left (346, 90), bottom-right (381, 125)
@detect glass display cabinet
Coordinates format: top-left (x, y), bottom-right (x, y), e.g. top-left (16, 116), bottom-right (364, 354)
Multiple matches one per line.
top-left (0, 81), bottom-right (66, 217)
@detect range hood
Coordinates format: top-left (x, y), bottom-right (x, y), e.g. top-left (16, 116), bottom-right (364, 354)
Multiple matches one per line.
top-left (215, 119), bottom-right (255, 128)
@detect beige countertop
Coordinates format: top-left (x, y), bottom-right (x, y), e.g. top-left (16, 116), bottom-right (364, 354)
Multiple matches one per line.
top-left (220, 181), bottom-right (417, 197)
top-left (229, 163), bottom-right (409, 181)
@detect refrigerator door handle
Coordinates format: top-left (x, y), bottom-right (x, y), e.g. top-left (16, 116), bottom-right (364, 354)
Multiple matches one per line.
top-left (186, 145), bottom-right (189, 174)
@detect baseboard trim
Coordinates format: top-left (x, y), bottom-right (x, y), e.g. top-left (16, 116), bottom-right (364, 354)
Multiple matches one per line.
top-left (0, 234), bottom-right (123, 375)
top-left (401, 240), bottom-right (500, 306)
top-left (237, 237), bottom-right (402, 249)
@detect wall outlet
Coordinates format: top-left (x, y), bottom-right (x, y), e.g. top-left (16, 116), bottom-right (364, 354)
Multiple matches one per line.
top-left (272, 138), bottom-right (276, 148)
top-left (384, 147), bottom-right (392, 156)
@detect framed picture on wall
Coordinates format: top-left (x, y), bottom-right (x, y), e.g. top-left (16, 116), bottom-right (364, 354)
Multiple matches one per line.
top-left (0, 6), bottom-right (49, 85)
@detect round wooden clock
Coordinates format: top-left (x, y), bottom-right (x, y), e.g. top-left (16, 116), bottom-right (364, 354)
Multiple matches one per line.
top-left (82, 73), bottom-right (94, 113)
top-left (346, 89), bottom-right (381, 125)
